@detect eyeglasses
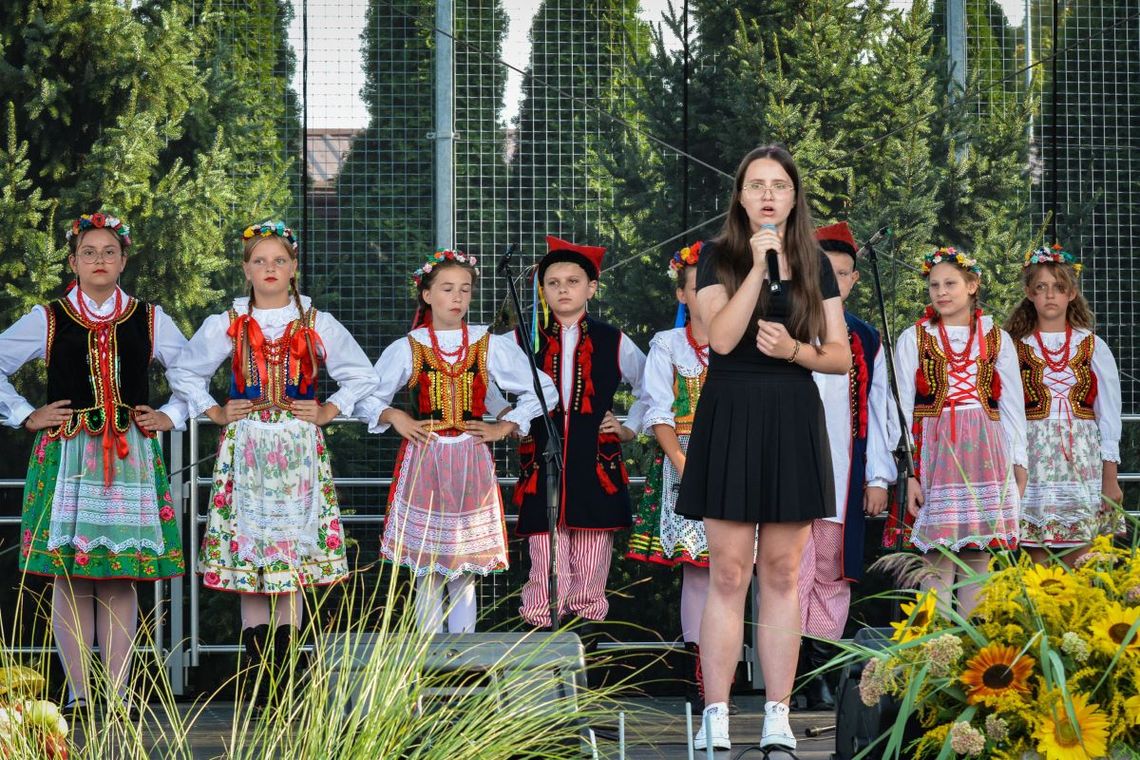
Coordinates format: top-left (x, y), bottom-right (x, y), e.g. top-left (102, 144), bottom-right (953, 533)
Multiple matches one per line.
top-left (742, 181), bottom-right (794, 198)
top-left (76, 250), bottom-right (122, 264)
top-left (1033, 282), bottom-right (1069, 296)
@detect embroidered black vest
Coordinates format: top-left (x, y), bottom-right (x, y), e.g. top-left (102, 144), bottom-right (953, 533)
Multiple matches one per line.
top-left (1017, 334), bottom-right (1097, 421)
top-left (514, 315), bottom-right (631, 534)
top-left (45, 297), bottom-right (153, 437)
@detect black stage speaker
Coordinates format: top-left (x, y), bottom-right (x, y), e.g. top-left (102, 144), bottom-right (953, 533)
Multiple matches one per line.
top-left (833, 627), bottom-right (921, 760)
top-left (318, 631), bottom-right (593, 753)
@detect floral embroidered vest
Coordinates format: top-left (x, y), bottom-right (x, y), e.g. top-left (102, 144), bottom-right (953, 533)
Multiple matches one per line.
top-left (1016, 334), bottom-right (1097, 421)
top-left (913, 322), bottom-right (1002, 422)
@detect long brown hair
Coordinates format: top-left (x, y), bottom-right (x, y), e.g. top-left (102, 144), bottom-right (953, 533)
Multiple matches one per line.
top-left (413, 259), bottom-right (478, 328)
top-left (713, 144), bottom-right (825, 343)
top-left (1004, 262), bottom-right (1095, 339)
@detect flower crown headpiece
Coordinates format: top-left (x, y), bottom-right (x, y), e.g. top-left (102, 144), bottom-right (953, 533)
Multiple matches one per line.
top-left (1024, 242), bottom-right (1082, 275)
top-left (412, 248), bottom-right (479, 287)
top-left (242, 220), bottom-right (298, 251)
top-left (921, 246), bottom-right (981, 277)
top-left (66, 213), bottom-right (132, 249)
top-left (667, 240), bottom-right (703, 281)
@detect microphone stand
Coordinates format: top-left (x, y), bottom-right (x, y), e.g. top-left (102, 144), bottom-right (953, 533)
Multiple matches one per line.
top-left (497, 244), bottom-right (565, 632)
top-left (864, 235), bottom-right (915, 547)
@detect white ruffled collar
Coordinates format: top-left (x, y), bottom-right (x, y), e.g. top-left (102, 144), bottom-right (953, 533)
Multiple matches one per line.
top-left (231, 295), bottom-right (313, 328)
top-left (656, 327), bottom-right (708, 377)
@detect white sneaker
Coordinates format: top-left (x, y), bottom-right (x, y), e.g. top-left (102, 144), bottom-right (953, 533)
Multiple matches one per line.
top-left (693, 702), bottom-right (731, 751)
top-left (760, 700), bottom-right (797, 750)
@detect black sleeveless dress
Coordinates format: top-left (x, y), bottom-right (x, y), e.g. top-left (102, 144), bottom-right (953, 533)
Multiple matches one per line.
top-left (675, 242), bottom-right (839, 524)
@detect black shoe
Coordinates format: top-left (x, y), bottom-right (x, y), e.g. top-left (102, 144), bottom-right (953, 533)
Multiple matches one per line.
top-left (61, 697), bottom-right (92, 719)
top-left (241, 623), bottom-right (272, 710)
top-left (804, 639), bottom-right (837, 711)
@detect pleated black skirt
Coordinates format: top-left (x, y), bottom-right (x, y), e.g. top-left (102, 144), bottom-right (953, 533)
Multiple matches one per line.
top-left (675, 368), bottom-right (836, 524)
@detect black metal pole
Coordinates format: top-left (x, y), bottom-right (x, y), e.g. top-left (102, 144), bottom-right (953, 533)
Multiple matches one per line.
top-left (301, 0), bottom-right (310, 281)
top-left (497, 245), bottom-right (564, 632)
top-left (681, 0), bottom-right (690, 235)
top-left (865, 238), bottom-right (915, 543)
top-left (1049, 0), bottom-right (1059, 242)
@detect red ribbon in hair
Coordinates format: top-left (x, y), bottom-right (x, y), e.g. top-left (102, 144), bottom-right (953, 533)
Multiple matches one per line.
top-left (290, 326), bottom-right (326, 395)
top-left (226, 315), bottom-right (267, 395)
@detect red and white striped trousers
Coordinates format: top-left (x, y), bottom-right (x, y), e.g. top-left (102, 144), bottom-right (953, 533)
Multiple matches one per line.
top-left (520, 527), bottom-right (614, 627)
top-left (797, 519), bottom-right (851, 640)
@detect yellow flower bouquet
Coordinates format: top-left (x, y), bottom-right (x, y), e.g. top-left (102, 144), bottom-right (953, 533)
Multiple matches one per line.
top-left (859, 539), bottom-right (1140, 759)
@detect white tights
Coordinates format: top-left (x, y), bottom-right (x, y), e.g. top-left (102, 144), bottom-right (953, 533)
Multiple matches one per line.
top-left (414, 574), bottom-right (477, 633)
top-left (51, 578), bottom-right (138, 702)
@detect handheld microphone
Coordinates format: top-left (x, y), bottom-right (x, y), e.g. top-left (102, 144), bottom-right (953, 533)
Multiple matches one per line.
top-left (761, 223), bottom-right (782, 294)
top-left (856, 226), bottom-right (891, 257)
top-left (496, 242), bottom-right (519, 275)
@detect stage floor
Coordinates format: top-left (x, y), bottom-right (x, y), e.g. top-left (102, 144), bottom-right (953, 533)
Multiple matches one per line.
top-left (68, 694), bottom-right (840, 758)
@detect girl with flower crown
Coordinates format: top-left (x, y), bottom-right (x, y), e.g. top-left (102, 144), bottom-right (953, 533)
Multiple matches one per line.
top-left (356, 249), bottom-right (556, 633)
top-left (625, 241), bottom-right (713, 705)
top-left (167, 221), bottom-right (377, 690)
top-left (1003, 244), bottom-right (1123, 564)
top-left (883, 247), bottom-right (1027, 615)
top-left (0, 213), bottom-right (189, 714)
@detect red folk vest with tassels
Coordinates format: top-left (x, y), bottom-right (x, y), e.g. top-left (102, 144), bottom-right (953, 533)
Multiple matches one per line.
top-left (1016, 334), bottom-right (1097, 421)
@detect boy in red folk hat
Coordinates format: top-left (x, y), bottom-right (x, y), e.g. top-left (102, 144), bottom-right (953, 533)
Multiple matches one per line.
top-left (797, 222), bottom-right (899, 706)
top-left (512, 236), bottom-right (647, 634)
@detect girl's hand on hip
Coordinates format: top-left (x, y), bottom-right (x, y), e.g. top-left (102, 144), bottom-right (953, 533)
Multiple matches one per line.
top-left (24, 400), bottom-right (72, 431)
top-left (135, 405), bottom-right (174, 433)
top-left (290, 399), bottom-right (338, 426)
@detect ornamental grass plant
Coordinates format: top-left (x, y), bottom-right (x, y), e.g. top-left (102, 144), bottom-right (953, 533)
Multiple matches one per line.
top-left (0, 552), bottom-right (655, 759)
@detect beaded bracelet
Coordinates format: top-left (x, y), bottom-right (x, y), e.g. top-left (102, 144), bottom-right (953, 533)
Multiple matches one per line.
top-left (787, 340), bottom-right (801, 363)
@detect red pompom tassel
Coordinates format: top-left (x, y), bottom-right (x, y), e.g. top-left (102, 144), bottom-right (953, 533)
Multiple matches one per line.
top-left (1085, 372), bottom-right (1099, 407)
top-left (990, 369), bottom-right (1002, 400)
top-left (513, 468), bottom-right (538, 506)
top-left (915, 365), bottom-right (930, 397)
top-left (597, 462), bottom-right (618, 495)
top-left (471, 370), bottom-right (487, 417)
top-left (417, 370), bottom-right (432, 413)
top-left (579, 330), bottom-right (595, 414)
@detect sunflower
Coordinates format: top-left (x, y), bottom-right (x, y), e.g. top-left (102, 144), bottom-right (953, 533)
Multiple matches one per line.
top-left (1033, 692), bottom-right (1110, 760)
top-left (1088, 602), bottom-right (1140, 657)
top-left (1023, 563), bottom-right (1079, 607)
top-left (890, 589), bottom-right (938, 643)
top-left (1125, 694), bottom-right (1140, 726)
top-left (960, 643), bottom-right (1034, 705)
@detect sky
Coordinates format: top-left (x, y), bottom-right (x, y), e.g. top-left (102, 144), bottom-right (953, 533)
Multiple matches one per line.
top-left (288, 0), bottom-right (1027, 130)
